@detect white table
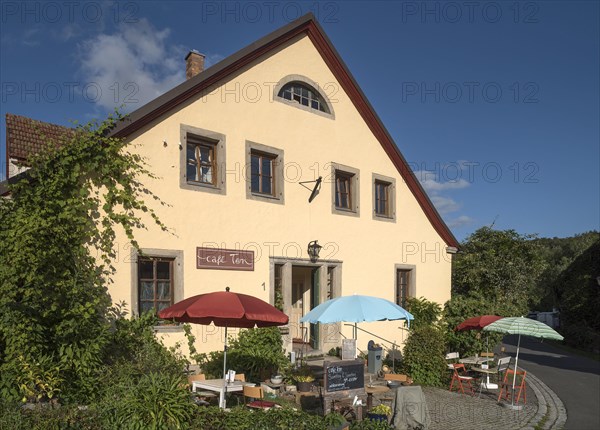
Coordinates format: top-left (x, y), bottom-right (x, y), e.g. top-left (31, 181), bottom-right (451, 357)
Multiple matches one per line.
top-left (459, 357), bottom-right (498, 390)
top-left (192, 379), bottom-right (255, 408)
top-left (459, 356), bottom-right (493, 365)
top-left (471, 366), bottom-right (499, 391)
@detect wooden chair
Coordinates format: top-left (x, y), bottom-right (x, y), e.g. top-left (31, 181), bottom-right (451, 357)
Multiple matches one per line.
top-left (187, 373), bottom-right (206, 387)
top-left (498, 369), bottom-right (527, 405)
top-left (383, 373), bottom-right (409, 382)
top-left (243, 385), bottom-right (275, 410)
top-left (449, 363), bottom-right (476, 396)
top-left (480, 352), bottom-right (494, 359)
top-left (230, 373), bottom-right (246, 404)
top-left (188, 373), bottom-right (217, 403)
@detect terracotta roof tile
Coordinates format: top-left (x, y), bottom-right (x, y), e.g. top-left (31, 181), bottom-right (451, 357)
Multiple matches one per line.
top-left (6, 113), bottom-right (73, 162)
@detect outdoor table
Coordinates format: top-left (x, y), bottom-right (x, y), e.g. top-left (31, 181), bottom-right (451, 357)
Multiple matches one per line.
top-left (365, 385), bottom-right (390, 410)
top-left (192, 379), bottom-right (255, 408)
top-left (459, 356), bottom-right (494, 365)
top-left (471, 366), bottom-right (499, 394)
top-left (459, 357), bottom-right (497, 390)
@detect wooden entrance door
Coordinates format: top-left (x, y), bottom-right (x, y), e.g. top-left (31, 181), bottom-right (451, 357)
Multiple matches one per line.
top-left (291, 270), bottom-right (310, 342)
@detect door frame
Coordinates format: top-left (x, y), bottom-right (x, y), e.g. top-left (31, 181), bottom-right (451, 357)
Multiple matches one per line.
top-left (270, 257), bottom-right (342, 353)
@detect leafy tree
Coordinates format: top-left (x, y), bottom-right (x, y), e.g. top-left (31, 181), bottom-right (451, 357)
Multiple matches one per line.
top-left (452, 227), bottom-right (546, 316)
top-left (554, 239), bottom-right (600, 352)
top-left (532, 231), bottom-right (598, 309)
top-left (442, 294), bottom-right (506, 357)
top-left (0, 112), bottom-right (166, 403)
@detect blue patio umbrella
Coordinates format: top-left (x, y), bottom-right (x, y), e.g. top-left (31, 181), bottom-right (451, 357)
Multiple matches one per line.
top-left (299, 294), bottom-right (414, 338)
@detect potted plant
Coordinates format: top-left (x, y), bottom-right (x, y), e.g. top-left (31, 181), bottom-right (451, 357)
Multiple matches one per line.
top-left (367, 404), bottom-right (392, 422)
top-left (295, 375), bottom-right (315, 392)
top-left (270, 373), bottom-right (283, 384)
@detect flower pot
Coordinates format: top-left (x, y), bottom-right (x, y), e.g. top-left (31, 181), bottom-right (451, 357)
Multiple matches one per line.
top-left (270, 375), bottom-right (283, 384)
top-left (297, 381), bottom-right (312, 392)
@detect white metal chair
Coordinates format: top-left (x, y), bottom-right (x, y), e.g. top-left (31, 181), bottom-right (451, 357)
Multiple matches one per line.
top-left (445, 352), bottom-right (460, 370)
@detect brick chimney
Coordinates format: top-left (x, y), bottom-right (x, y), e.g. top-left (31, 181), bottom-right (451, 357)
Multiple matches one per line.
top-left (185, 50), bottom-right (205, 80)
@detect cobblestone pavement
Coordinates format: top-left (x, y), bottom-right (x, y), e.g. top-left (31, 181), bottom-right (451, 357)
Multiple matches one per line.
top-left (370, 372), bottom-right (567, 429)
top-left (423, 385), bottom-right (537, 430)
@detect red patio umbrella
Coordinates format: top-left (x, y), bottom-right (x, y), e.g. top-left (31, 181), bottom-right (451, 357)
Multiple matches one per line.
top-left (158, 287), bottom-right (288, 407)
top-left (456, 315), bottom-right (502, 331)
top-left (455, 315), bottom-right (503, 389)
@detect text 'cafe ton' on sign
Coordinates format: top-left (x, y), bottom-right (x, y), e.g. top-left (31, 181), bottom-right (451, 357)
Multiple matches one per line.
top-left (196, 247), bottom-right (255, 271)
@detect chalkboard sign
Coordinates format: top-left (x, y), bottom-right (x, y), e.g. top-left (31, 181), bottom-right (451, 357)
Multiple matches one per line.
top-left (325, 360), bottom-right (364, 392)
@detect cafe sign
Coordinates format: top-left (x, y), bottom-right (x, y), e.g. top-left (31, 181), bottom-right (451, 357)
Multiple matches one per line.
top-left (196, 247), bottom-right (254, 271)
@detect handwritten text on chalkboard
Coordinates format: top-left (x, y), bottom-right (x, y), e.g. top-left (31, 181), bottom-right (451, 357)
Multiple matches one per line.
top-left (325, 361), bottom-right (364, 392)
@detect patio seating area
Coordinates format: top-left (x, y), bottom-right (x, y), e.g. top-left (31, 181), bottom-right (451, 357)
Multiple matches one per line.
top-left (184, 351), bottom-right (541, 429)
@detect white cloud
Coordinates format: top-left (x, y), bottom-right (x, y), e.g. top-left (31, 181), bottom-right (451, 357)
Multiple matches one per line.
top-left (413, 162), bottom-right (473, 223)
top-left (78, 19), bottom-right (186, 110)
top-left (431, 195), bottom-right (461, 215)
top-left (448, 215), bottom-right (474, 229)
top-left (414, 172), bottom-right (470, 193)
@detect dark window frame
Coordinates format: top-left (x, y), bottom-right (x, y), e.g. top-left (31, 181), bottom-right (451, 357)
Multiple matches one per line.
top-left (396, 268), bottom-right (411, 309)
top-left (372, 173), bottom-right (396, 222)
top-left (251, 150), bottom-right (276, 196)
top-left (330, 163), bottom-right (360, 217)
top-left (179, 124), bottom-right (226, 195)
top-left (245, 141), bottom-right (284, 204)
top-left (186, 136), bottom-right (217, 186)
top-left (335, 172), bottom-right (353, 210)
top-left (138, 257), bottom-right (174, 315)
top-left (375, 180), bottom-right (390, 216)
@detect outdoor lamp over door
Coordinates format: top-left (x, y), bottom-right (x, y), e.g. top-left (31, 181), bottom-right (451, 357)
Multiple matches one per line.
top-left (307, 240), bottom-right (322, 262)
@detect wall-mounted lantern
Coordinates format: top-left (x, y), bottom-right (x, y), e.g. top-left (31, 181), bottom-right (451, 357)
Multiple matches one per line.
top-left (307, 240), bottom-right (322, 262)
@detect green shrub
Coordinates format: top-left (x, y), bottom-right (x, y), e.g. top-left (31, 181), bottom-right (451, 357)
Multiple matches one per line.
top-left (350, 419), bottom-right (394, 429)
top-left (401, 325), bottom-right (448, 387)
top-left (0, 400), bottom-right (103, 430)
top-left (98, 372), bottom-right (193, 430)
top-left (195, 327), bottom-right (290, 382)
top-left (405, 297), bottom-right (441, 329)
top-left (190, 405), bottom-right (327, 429)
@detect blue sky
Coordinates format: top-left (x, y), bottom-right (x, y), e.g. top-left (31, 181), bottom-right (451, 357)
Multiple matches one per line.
top-left (1, 1), bottom-right (598, 241)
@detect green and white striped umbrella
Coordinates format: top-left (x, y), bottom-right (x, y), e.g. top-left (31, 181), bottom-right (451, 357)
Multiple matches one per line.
top-left (484, 316), bottom-right (563, 406)
top-left (483, 316), bottom-right (564, 341)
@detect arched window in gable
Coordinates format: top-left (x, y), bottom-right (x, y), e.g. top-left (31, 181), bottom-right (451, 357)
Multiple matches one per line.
top-left (277, 81), bottom-right (331, 114)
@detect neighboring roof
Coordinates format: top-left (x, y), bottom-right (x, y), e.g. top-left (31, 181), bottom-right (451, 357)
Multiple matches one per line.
top-left (2, 14), bottom-right (459, 248)
top-left (6, 113), bottom-right (73, 162)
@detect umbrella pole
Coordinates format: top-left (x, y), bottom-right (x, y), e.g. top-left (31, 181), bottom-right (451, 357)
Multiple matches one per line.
top-left (511, 333), bottom-right (521, 408)
top-left (222, 326), bottom-right (228, 409)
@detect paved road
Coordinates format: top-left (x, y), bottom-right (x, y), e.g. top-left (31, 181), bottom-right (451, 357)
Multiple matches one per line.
top-left (503, 335), bottom-right (600, 430)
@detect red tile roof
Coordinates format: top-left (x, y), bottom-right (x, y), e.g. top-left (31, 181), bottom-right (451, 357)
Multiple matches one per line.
top-left (6, 113), bottom-right (73, 163)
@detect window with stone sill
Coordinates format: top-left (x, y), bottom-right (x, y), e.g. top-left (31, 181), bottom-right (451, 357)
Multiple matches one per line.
top-left (186, 137), bottom-right (216, 185)
top-left (278, 82), bottom-right (330, 114)
top-left (138, 257), bottom-right (174, 315)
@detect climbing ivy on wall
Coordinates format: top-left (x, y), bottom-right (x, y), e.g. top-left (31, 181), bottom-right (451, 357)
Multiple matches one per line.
top-left (0, 111), bottom-right (167, 402)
